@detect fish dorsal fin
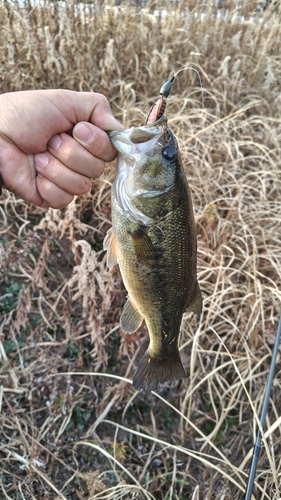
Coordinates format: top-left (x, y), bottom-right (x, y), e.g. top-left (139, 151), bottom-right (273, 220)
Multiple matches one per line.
top-left (129, 226), bottom-right (157, 268)
top-left (120, 297), bottom-right (143, 334)
top-left (186, 281), bottom-right (203, 316)
top-left (103, 227), bottom-right (118, 269)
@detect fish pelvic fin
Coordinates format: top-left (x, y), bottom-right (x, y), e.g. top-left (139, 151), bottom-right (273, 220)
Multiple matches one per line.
top-left (133, 349), bottom-right (186, 392)
top-left (186, 280), bottom-right (203, 316)
top-left (120, 298), bottom-right (143, 333)
top-left (103, 227), bottom-right (118, 269)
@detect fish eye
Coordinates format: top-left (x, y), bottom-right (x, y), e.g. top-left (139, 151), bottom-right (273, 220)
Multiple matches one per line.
top-left (162, 146), bottom-right (177, 161)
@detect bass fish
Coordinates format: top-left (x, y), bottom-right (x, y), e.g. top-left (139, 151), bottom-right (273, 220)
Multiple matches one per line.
top-left (104, 84), bottom-right (202, 392)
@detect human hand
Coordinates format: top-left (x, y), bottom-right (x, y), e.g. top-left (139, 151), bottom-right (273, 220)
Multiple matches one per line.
top-left (0, 89), bottom-right (123, 208)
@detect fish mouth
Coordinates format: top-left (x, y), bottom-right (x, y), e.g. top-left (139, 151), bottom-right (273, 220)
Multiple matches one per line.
top-left (108, 115), bottom-right (167, 155)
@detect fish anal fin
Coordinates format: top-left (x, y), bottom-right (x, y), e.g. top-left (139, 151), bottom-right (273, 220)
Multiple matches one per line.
top-left (120, 298), bottom-right (143, 334)
top-left (103, 227), bottom-right (118, 269)
top-left (129, 226), bottom-right (157, 267)
top-left (133, 349), bottom-right (186, 392)
top-left (186, 281), bottom-right (203, 316)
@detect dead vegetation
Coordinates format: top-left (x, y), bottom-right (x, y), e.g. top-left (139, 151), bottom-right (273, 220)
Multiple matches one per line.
top-left (1, 0), bottom-right (281, 498)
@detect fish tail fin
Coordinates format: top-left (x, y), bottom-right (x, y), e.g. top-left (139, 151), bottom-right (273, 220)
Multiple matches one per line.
top-left (133, 349), bottom-right (186, 392)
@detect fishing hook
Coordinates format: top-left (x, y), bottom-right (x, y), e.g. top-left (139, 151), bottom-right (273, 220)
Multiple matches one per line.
top-left (145, 66), bottom-right (204, 125)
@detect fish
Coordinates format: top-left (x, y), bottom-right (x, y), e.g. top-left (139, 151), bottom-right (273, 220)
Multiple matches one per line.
top-left (104, 104), bottom-right (202, 392)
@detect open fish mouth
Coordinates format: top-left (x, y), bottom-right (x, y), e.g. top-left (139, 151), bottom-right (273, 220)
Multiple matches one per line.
top-left (108, 115), bottom-right (167, 158)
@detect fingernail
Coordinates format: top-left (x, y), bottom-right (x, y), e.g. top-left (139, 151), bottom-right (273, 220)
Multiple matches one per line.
top-left (35, 153), bottom-right (49, 168)
top-left (37, 172), bottom-right (43, 178)
top-left (109, 118), bottom-right (124, 130)
top-left (48, 134), bottom-right (62, 150)
top-left (74, 123), bottom-right (93, 144)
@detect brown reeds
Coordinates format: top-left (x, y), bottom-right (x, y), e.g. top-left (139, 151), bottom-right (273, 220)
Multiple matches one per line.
top-left (1, 0), bottom-right (281, 498)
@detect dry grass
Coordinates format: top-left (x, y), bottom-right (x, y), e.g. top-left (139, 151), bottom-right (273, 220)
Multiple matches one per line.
top-left (1, 0), bottom-right (281, 498)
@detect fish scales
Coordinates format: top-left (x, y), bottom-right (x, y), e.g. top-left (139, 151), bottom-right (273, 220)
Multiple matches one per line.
top-left (104, 115), bottom-right (202, 392)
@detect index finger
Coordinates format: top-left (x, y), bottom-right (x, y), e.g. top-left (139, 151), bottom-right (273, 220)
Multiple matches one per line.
top-left (60, 91), bottom-right (124, 132)
top-left (87, 93), bottom-right (124, 132)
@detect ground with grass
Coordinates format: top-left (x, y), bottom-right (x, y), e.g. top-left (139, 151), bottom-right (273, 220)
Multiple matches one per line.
top-left (1, 1), bottom-right (281, 499)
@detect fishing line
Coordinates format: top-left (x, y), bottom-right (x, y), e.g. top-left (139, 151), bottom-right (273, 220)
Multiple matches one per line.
top-left (145, 67), bottom-right (204, 124)
top-left (160, 66), bottom-right (204, 108)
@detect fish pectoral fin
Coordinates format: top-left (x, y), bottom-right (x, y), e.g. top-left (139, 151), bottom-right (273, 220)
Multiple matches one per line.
top-left (129, 226), bottom-right (157, 267)
top-left (186, 281), bottom-right (203, 315)
top-left (120, 298), bottom-right (143, 334)
top-left (103, 227), bottom-right (118, 269)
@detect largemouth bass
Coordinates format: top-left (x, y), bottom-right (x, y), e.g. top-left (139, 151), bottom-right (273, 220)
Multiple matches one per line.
top-left (104, 109), bottom-right (202, 392)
